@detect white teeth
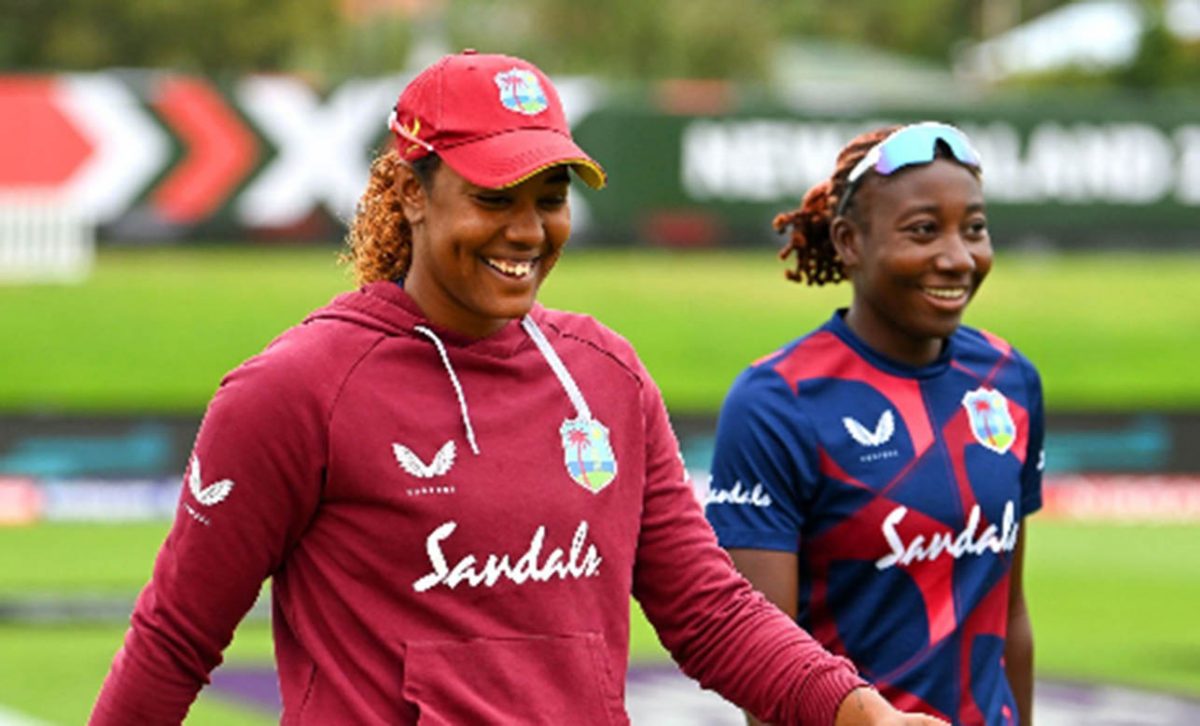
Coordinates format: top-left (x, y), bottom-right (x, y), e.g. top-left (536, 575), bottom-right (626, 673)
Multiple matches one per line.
top-left (924, 287), bottom-right (967, 299)
top-left (486, 257), bottom-right (535, 278)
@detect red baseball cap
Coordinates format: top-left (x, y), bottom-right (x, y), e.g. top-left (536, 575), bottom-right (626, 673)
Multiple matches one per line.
top-left (389, 50), bottom-right (606, 190)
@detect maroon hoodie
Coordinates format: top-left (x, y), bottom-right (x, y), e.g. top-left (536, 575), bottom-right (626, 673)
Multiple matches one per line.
top-left (90, 281), bottom-right (863, 725)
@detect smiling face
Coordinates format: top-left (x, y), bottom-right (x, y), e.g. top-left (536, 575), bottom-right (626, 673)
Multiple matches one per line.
top-left (832, 157), bottom-right (992, 367)
top-left (399, 162), bottom-right (572, 338)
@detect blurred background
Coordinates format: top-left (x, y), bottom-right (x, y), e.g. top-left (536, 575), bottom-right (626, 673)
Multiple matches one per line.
top-left (2, 0), bottom-right (1199, 724)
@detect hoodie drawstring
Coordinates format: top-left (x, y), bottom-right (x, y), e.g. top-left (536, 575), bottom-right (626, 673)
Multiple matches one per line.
top-left (521, 316), bottom-right (592, 422)
top-left (413, 317), bottom-right (593, 458)
top-left (413, 325), bottom-right (481, 455)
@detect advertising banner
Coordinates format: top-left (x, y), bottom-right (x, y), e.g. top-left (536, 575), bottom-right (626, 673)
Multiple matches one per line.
top-left (577, 91), bottom-right (1200, 248)
top-left (3, 72), bottom-right (1198, 248)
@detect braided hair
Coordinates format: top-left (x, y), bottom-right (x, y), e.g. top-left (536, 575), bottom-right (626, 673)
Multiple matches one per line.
top-left (342, 148), bottom-right (440, 286)
top-left (774, 125), bottom-right (899, 286)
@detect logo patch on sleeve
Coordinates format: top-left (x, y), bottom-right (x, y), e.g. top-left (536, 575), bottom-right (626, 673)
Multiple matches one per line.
top-left (188, 455), bottom-right (234, 506)
top-left (183, 454), bottom-right (235, 526)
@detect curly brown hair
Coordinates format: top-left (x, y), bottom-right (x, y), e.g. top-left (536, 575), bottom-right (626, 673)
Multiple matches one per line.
top-left (341, 148), bottom-right (440, 286)
top-left (773, 125), bottom-right (899, 286)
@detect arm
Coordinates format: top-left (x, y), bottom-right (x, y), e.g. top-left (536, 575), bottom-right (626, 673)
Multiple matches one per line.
top-left (1006, 354), bottom-right (1043, 725)
top-left (701, 369), bottom-right (828, 724)
top-left (631, 368), bottom-right (946, 725)
top-left (1004, 527), bottom-right (1034, 725)
top-left (835, 688), bottom-right (949, 725)
top-left (727, 549), bottom-right (799, 619)
top-left (724, 550), bottom-right (956, 726)
top-left (726, 549), bottom-right (798, 726)
top-left (89, 345), bottom-right (329, 724)
top-left (631, 374), bottom-right (862, 725)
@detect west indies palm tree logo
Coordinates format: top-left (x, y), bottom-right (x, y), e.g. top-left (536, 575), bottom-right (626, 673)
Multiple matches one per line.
top-left (494, 68), bottom-right (549, 116)
top-left (961, 387), bottom-right (1016, 454)
top-left (560, 416), bottom-right (617, 493)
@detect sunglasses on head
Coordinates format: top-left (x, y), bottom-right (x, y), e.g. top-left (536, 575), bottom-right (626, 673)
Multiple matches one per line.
top-left (836, 122), bottom-right (982, 217)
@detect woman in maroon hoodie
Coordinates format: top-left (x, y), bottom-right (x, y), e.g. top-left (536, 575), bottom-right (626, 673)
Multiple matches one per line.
top-left (91, 51), bottom-right (946, 726)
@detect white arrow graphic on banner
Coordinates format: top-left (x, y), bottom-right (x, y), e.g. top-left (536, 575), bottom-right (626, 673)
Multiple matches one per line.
top-left (55, 74), bottom-right (169, 223)
top-left (234, 75), bottom-right (398, 228)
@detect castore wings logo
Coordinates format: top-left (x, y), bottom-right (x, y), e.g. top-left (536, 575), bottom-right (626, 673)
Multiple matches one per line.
top-left (843, 410), bottom-right (895, 447)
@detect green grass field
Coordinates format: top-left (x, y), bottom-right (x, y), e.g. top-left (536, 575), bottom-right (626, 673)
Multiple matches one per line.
top-left (1, 246), bottom-right (1198, 412)
top-left (1, 245), bottom-right (1199, 723)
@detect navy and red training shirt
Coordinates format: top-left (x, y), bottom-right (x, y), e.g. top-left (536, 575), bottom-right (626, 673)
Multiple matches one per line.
top-left (705, 309), bottom-right (1044, 726)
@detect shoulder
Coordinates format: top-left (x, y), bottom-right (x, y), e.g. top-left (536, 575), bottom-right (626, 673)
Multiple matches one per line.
top-left (533, 306), bottom-right (647, 386)
top-left (717, 330), bottom-right (833, 428)
top-left (953, 325), bottom-right (1041, 379)
top-left (953, 325), bottom-right (1044, 412)
top-left (215, 304), bottom-right (387, 416)
top-left (729, 326), bottom-right (845, 395)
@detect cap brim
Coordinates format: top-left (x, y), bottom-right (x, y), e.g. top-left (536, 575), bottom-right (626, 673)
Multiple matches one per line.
top-left (438, 128), bottom-right (606, 190)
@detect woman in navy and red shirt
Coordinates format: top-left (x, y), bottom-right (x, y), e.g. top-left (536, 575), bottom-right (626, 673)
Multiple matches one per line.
top-left (706, 123), bottom-right (1044, 726)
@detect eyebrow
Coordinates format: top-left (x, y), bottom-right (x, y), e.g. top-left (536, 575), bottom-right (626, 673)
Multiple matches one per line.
top-left (900, 200), bottom-right (987, 216)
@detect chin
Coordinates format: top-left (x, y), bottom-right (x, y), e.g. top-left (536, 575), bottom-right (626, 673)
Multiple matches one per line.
top-left (929, 318), bottom-right (965, 340)
top-left (904, 311), bottom-right (961, 341)
top-left (492, 297), bottom-right (537, 321)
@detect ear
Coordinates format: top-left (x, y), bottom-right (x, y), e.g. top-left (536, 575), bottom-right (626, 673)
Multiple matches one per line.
top-left (395, 162), bottom-right (429, 227)
top-left (830, 215), bottom-right (862, 271)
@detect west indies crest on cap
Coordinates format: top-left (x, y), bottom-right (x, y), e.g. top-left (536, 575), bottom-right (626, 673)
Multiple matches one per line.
top-left (388, 50), bottom-right (606, 190)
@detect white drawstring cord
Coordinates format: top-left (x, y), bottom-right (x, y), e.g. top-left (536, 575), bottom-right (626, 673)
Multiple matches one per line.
top-left (521, 316), bottom-right (592, 421)
top-left (414, 325), bottom-right (480, 455)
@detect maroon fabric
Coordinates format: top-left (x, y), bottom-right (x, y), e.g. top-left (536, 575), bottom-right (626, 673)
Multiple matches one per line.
top-left (90, 281), bottom-right (862, 725)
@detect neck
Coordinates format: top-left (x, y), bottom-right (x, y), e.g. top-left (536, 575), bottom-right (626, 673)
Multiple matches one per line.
top-left (843, 307), bottom-right (944, 368)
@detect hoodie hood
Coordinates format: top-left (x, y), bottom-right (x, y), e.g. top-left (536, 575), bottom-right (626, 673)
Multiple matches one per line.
top-left (305, 280), bottom-right (535, 359)
top-left (301, 280), bottom-right (598, 460)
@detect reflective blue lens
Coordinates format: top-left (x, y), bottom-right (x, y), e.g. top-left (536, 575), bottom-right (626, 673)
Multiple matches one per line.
top-left (837, 122), bottom-right (982, 217)
top-left (848, 122), bottom-right (981, 183)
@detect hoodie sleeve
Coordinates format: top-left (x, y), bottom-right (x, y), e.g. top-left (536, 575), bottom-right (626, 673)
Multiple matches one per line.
top-left (630, 367), bottom-right (865, 726)
top-left (89, 325), bottom-right (355, 725)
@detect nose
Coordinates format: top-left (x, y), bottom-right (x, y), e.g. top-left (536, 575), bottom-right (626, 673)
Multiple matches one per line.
top-left (935, 233), bottom-right (975, 274)
top-left (505, 201), bottom-right (546, 246)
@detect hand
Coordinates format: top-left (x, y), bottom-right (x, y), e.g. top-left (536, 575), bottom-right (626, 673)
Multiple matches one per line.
top-left (833, 687), bottom-right (950, 726)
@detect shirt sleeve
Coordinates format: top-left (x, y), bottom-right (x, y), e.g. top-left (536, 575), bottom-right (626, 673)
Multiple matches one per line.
top-left (89, 339), bottom-right (330, 725)
top-left (705, 366), bottom-right (819, 552)
top-left (1019, 356), bottom-right (1045, 517)
top-left (629, 365), bottom-right (864, 726)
